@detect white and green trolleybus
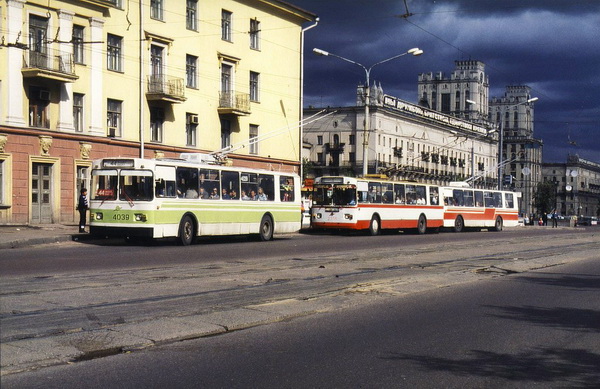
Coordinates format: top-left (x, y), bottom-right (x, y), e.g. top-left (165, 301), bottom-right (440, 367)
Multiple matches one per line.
top-left (89, 156), bottom-right (301, 245)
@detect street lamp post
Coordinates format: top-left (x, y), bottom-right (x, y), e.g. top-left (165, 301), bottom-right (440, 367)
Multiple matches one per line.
top-left (497, 97), bottom-right (538, 190)
top-left (313, 47), bottom-right (423, 177)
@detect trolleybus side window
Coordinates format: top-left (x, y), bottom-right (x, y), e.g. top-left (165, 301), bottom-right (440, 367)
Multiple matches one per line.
top-left (406, 184), bottom-right (417, 204)
top-left (474, 191), bottom-right (484, 207)
top-left (452, 189), bottom-right (464, 206)
top-left (155, 165), bottom-right (176, 198)
top-left (176, 167), bottom-right (199, 198)
top-left (120, 170), bottom-right (153, 201)
top-left (429, 186), bottom-right (439, 205)
top-left (381, 183), bottom-right (393, 204)
top-left (280, 176), bottom-right (295, 202)
top-left (493, 192), bottom-right (503, 208)
top-left (92, 169), bottom-right (118, 200)
top-left (394, 184), bottom-right (405, 204)
top-left (368, 182), bottom-right (382, 203)
top-left (484, 191), bottom-right (494, 207)
top-left (222, 171), bottom-right (240, 200)
top-left (199, 168), bottom-right (220, 199)
top-left (258, 174), bottom-right (274, 201)
top-left (463, 190), bottom-right (474, 207)
top-left (416, 185), bottom-right (427, 205)
top-left (241, 173), bottom-right (258, 200)
top-left (505, 193), bottom-right (514, 208)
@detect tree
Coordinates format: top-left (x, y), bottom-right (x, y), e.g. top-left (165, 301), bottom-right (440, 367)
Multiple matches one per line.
top-left (533, 181), bottom-right (556, 216)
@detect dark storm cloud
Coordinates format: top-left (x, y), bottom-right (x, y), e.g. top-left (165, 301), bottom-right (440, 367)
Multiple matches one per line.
top-left (297, 0), bottom-right (599, 162)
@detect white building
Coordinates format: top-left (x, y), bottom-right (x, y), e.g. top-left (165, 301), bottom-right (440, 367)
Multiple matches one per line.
top-left (303, 85), bottom-right (498, 188)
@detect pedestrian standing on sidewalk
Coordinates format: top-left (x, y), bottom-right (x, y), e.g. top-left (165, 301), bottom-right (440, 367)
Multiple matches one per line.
top-left (77, 188), bottom-right (89, 233)
top-left (551, 209), bottom-right (558, 228)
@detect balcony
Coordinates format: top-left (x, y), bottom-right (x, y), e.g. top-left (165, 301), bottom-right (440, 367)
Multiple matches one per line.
top-left (22, 49), bottom-right (78, 83)
top-left (325, 142), bottom-right (345, 154)
top-left (218, 92), bottom-right (251, 116)
top-left (146, 75), bottom-right (186, 103)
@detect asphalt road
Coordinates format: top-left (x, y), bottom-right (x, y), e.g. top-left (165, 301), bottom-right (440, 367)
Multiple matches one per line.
top-left (3, 255), bottom-right (599, 388)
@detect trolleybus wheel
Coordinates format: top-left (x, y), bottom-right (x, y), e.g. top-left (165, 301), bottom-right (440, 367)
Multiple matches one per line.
top-left (178, 215), bottom-right (195, 246)
top-left (417, 214), bottom-right (427, 235)
top-left (259, 215), bottom-right (274, 241)
top-left (369, 215), bottom-right (381, 236)
top-left (454, 216), bottom-right (464, 233)
top-left (494, 216), bottom-right (503, 232)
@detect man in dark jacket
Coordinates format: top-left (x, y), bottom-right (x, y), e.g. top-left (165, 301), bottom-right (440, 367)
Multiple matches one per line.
top-left (77, 188), bottom-right (89, 233)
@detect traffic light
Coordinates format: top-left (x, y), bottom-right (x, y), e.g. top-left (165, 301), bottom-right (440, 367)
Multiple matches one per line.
top-left (503, 175), bottom-right (513, 186)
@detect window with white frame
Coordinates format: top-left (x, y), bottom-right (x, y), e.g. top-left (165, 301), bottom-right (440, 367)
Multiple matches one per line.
top-left (73, 93), bottom-right (84, 132)
top-left (72, 25), bottom-right (84, 64)
top-left (221, 119), bottom-right (231, 149)
top-left (186, 0), bottom-right (198, 31)
top-left (249, 124), bottom-right (259, 155)
top-left (186, 54), bottom-right (197, 88)
top-left (186, 113), bottom-right (197, 147)
top-left (150, 0), bottom-right (163, 20)
top-left (250, 71), bottom-right (260, 102)
top-left (107, 34), bottom-right (122, 72)
top-left (150, 107), bottom-right (164, 143)
top-left (107, 99), bottom-right (122, 137)
top-left (221, 10), bottom-right (232, 41)
top-left (250, 19), bottom-right (260, 49)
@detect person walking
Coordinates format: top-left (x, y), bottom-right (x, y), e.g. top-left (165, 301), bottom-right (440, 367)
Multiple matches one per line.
top-left (552, 209), bottom-right (558, 228)
top-left (77, 188), bottom-right (89, 233)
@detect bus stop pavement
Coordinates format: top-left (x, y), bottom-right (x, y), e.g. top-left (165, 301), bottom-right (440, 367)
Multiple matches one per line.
top-left (0, 225), bottom-right (93, 250)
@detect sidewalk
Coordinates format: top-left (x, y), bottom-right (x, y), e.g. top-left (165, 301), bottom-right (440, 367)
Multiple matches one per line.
top-left (0, 224), bottom-right (92, 250)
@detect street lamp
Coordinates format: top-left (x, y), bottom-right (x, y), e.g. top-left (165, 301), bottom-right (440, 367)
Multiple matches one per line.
top-left (497, 97), bottom-right (538, 190)
top-left (313, 47), bottom-right (423, 176)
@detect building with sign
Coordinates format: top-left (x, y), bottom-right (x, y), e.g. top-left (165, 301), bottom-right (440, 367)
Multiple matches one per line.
top-left (303, 84), bottom-right (499, 188)
top-left (0, 0), bottom-right (316, 224)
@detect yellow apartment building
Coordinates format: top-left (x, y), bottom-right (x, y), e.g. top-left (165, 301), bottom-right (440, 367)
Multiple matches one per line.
top-left (0, 0), bottom-right (316, 224)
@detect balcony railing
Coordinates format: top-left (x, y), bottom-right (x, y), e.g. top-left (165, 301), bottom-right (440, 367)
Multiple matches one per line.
top-left (22, 49), bottom-right (78, 82)
top-left (218, 92), bottom-right (251, 115)
top-left (146, 75), bottom-right (186, 103)
top-left (325, 142), bottom-right (345, 154)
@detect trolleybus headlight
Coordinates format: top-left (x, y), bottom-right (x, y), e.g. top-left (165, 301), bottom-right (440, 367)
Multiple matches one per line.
top-left (134, 213), bottom-right (147, 222)
top-left (344, 214), bottom-right (353, 220)
top-left (94, 212), bottom-right (103, 220)
top-left (315, 213), bottom-right (322, 219)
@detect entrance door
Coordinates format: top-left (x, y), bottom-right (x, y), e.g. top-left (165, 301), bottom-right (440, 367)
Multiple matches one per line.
top-left (32, 162), bottom-right (53, 223)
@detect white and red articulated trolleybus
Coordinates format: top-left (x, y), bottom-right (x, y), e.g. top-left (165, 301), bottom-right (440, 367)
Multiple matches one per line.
top-left (310, 176), bottom-right (520, 235)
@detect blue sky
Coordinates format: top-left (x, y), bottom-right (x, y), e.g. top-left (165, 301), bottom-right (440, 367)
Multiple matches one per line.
top-left (293, 0), bottom-right (600, 163)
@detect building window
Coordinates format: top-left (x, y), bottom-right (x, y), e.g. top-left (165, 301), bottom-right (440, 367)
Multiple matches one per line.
top-left (73, 93), bottom-right (84, 132)
top-left (249, 124), bottom-right (259, 155)
top-left (150, 107), bottom-right (164, 142)
top-left (29, 86), bottom-right (50, 128)
top-left (150, 44), bottom-right (163, 78)
top-left (349, 152), bottom-right (356, 163)
top-left (221, 10), bottom-right (232, 41)
top-left (186, 113), bottom-right (197, 147)
top-left (349, 135), bottom-right (356, 145)
top-left (250, 19), bottom-right (260, 50)
top-left (317, 152), bottom-right (324, 163)
top-left (107, 34), bottom-right (122, 72)
top-left (513, 112), bottom-right (519, 128)
top-left (107, 99), bottom-right (122, 137)
top-left (455, 91), bottom-right (460, 110)
top-left (186, 0), bottom-right (198, 31)
top-left (317, 135), bottom-right (323, 145)
top-left (72, 25), bottom-right (84, 64)
top-left (150, 0), bottom-right (163, 20)
top-left (186, 55), bottom-right (197, 88)
top-left (250, 71), bottom-right (260, 102)
top-left (221, 119), bottom-right (231, 149)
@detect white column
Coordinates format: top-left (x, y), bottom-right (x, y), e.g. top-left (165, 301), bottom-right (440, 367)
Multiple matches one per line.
top-left (56, 9), bottom-right (75, 132)
top-left (4, 0), bottom-right (27, 127)
top-left (88, 17), bottom-right (105, 135)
